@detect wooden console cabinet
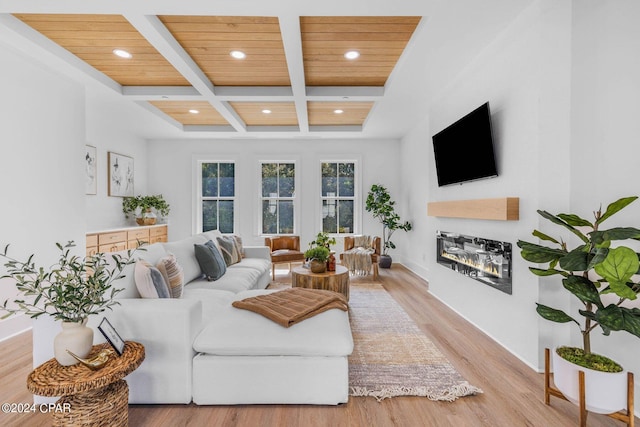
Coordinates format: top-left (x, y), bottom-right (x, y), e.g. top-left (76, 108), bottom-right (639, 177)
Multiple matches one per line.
top-left (87, 224), bottom-right (168, 256)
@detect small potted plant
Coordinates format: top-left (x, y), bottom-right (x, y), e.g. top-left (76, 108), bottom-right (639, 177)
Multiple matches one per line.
top-left (1, 241), bottom-right (134, 366)
top-left (517, 196), bottom-right (640, 414)
top-left (365, 184), bottom-right (412, 268)
top-left (122, 194), bottom-right (170, 225)
top-left (304, 246), bottom-right (330, 274)
top-left (309, 232), bottom-right (337, 271)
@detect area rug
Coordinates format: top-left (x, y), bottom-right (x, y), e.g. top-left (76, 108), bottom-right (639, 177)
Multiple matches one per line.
top-left (347, 283), bottom-right (483, 401)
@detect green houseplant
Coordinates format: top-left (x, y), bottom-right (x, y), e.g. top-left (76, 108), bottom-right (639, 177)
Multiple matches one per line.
top-left (308, 232), bottom-right (336, 250)
top-left (1, 241), bottom-right (134, 365)
top-left (517, 196), bottom-right (640, 413)
top-left (122, 194), bottom-right (170, 225)
top-left (365, 184), bottom-right (412, 268)
top-left (304, 246), bottom-right (330, 274)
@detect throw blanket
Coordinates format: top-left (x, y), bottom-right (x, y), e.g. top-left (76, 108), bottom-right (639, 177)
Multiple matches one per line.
top-left (343, 235), bottom-right (374, 276)
top-left (232, 288), bottom-right (348, 328)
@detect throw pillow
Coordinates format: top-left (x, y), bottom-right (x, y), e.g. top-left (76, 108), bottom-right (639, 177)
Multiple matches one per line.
top-left (156, 253), bottom-right (184, 298)
top-left (134, 260), bottom-right (171, 298)
top-left (194, 241), bottom-right (226, 281)
top-left (232, 235), bottom-right (245, 258)
top-left (216, 236), bottom-right (240, 266)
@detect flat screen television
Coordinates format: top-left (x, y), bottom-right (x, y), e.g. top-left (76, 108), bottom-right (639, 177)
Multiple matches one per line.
top-left (432, 102), bottom-right (498, 186)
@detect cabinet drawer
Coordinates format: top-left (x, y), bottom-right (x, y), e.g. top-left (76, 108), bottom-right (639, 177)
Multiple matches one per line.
top-left (99, 242), bottom-right (127, 253)
top-left (98, 231), bottom-right (127, 245)
top-left (150, 226), bottom-right (167, 238)
top-left (149, 236), bottom-right (167, 244)
top-left (86, 246), bottom-right (98, 257)
top-left (86, 234), bottom-right (98, 248)
top-left (128, 229), bottom-right (149, 241)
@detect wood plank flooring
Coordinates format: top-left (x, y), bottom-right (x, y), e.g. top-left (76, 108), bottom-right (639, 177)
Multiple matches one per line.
top-left (0, 265), bottom-right (635, 426)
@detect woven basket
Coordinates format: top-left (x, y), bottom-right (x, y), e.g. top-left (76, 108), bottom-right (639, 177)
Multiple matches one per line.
top-left (52, 380), bottom-right (128, 427)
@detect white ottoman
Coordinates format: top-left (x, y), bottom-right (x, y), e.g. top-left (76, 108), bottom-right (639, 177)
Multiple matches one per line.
top-left (191, 293), bottom-right (353, 405)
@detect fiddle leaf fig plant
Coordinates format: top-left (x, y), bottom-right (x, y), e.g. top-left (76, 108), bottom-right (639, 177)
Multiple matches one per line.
top-left (365, 184), bottom-right (412, 255)
top-left (517, 196), bottom-right (640, 371)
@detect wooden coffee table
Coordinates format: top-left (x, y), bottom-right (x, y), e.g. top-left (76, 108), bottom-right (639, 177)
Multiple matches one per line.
top-left (291, 264), bottom-right (350, 301)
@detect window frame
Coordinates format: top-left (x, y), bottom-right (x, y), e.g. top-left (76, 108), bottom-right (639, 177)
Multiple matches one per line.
top-left (195, 159), bottom-right (237, 234)
top-left (319, 159), bottom-right (361, 236)
top-left (259, 160), bottom-right (299, 236)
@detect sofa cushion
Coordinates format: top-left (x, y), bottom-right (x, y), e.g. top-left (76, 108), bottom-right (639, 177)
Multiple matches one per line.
top-left (163, 234), bottom-right (208, 283)
top-left (185, 266), bottom-right (259, 293)
top-left (134, 260), bottom-right (171, 298)
top-left (227, 258), bottom-right (271, 275)
top-left (156, 253), bottom-right (184, 298)
top-left (182, 288), bottom-right (236, 323)
top-left (193, 297), bottom-right (353, 357)
top-left (216, 236), bottom-right (241, 266)
top-left (194, 241), bottom-right (227, 281)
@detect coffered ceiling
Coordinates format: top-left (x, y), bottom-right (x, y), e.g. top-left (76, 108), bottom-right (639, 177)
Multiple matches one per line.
top-left (0, 1), bottom-right (535, 140)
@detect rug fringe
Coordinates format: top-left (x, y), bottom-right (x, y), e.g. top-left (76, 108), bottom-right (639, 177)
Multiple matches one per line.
top-left (350, 382), bottom-right (483, 402)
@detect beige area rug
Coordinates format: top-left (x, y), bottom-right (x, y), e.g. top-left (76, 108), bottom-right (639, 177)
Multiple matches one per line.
top-left (268, 280), bottom-right (482, 401)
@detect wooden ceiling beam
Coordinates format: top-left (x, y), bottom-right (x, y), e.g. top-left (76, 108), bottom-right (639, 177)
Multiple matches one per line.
top-left (278, 14), bottom-right (308, 133)
top-left (124, 13), bottom-right (247, 132)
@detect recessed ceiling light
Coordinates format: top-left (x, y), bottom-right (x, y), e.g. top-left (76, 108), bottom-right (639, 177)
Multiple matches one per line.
top-left (188, 109), bottom-right (200, 114)
top-left (262, 109), bottom-right (272, 114)
top-left (112, 49), bottom-right (132, 59)
top-left (334, 109), bottom-right (344, 114)
top-left (344, 50), bottom-right (360, 60)
top-left (230, 50), bottom-right (246, 59)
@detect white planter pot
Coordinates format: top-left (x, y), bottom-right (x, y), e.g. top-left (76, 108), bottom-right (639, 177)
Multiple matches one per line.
top-left (552, 347), bottom-right (627, 414)
top-left (53, 319), bottom-right (94, 366)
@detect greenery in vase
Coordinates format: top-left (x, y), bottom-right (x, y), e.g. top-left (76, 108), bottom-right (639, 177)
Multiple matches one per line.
top-left (517, 196), bottom-right (640, 372)
top-left (365, 184), bottom-right (412, 256)
top-left (0, 242), bottom-right (134, 323)
top-left (309, 232), bottom-right (336, 250)
top-left (122, 194), bottom-right (170, 219)
top-left (304, 246), bottom-right (330, 262)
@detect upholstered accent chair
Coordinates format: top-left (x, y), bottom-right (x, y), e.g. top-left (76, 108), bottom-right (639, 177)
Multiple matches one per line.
top-left (339, 236), bottom-right (381, 279)
top-left (264, 236), bottom-right (306, 280)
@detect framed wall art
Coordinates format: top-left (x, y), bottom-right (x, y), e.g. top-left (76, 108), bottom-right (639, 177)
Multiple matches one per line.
top-left (85, 145), bottom-right (97, 195)
top-left (108, 151), bottom-right (134, 197)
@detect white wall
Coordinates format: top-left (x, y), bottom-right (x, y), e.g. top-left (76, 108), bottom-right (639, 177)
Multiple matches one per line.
top-left (146, 138), bottom-right (403, 255)
top-left (401, 0), bottom-right (573, 370)
top-left (0, 42), bottom-right (86, 353)
top-left (85, 87), bottom-right (149, 230)
top-left (569, 0), bottom-right (640, 390)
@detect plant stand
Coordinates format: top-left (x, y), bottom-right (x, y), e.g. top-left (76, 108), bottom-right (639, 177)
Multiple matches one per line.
top-left (544, 348), bottom-right (634, 427)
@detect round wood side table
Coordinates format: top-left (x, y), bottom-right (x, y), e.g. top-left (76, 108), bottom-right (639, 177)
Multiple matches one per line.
top-left (27, 341), bottom-right (145, 427)
top-left (291, 264), bottom-right (350, 300)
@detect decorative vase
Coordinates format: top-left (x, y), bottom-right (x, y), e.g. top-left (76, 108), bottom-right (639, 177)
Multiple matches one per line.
top-left (310, 259), bottom-right (327, 274)
top-left (327, 252), bottom-right (336, 272)
top-left (53, 319), bottom-right (94, 366)
top-left (379, 254), bottom-right (392, 269)
top-left (552, 347), bottom-right (627, 414)
top-left (136, 208), bottom-right (157, 226)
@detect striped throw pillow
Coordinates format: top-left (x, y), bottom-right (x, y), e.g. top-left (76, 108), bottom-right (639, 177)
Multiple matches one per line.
top-left (156, 253), bottom-right (184, 298)
top-left (216, 236), bottom-right (240, 266)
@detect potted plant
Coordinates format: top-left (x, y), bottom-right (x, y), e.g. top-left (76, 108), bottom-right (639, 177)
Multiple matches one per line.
top-left (309, 232), bottom-right (337, 271)
top-left (365, 184), bottom-right (412, 268)
top-left (517, 196), bottom-right (640, 414)
top-left (304, 246), bottom-right (330, 274)
top-left (1, 241), bottom-right (134, 366)
top-left (122, 194), bottom-right (170, 225)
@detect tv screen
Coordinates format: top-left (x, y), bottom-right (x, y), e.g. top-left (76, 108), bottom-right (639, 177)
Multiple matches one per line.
top-left (432, 102), bottom-right (498, 186)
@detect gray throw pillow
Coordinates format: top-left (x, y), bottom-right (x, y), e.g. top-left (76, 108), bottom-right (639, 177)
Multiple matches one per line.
top-left (194, 241), bottom-right (226, 281)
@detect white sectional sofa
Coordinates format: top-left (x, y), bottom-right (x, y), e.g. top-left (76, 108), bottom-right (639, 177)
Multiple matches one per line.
top-left (88, 230), bottom-right (353, 406)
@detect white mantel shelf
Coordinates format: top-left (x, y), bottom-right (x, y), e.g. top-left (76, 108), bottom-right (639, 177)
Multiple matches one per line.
top-left (427, 197), bottom-right (519, 221)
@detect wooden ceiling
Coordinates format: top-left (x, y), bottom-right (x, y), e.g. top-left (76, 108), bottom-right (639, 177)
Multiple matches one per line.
top-left (12, 13), bottom-right (421, 135)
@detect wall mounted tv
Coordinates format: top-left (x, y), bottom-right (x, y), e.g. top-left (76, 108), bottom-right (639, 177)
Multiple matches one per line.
top-left (432, 102), bottom-right (498, 187)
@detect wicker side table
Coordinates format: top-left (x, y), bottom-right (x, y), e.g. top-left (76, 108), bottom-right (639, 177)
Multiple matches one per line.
top-left (27, 341), bottom-right (145, 427)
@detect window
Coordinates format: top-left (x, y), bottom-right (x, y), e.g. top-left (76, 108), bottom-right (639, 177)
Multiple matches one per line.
top-left (200, 162), bottom-right (235, 233)
top-left (321, 162), bottom-right (356, 234)
top-left (261, 162), bottom-right (295, 234)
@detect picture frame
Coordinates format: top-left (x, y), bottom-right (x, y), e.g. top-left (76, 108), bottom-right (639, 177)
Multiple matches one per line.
top-left (85, 145), bottom-right (97, 195)
top-left (108, 151), bottom-right (134, 197)
top-left (98, 317), bottom-right (125, 356)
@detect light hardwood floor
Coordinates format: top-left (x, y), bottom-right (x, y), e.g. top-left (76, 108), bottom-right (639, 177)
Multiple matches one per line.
top-left (0, 265), bottom-right (635, 426)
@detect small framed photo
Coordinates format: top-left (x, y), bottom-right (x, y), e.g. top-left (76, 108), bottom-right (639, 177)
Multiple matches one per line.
top-left (98, 317), bottom-right (125, 356)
